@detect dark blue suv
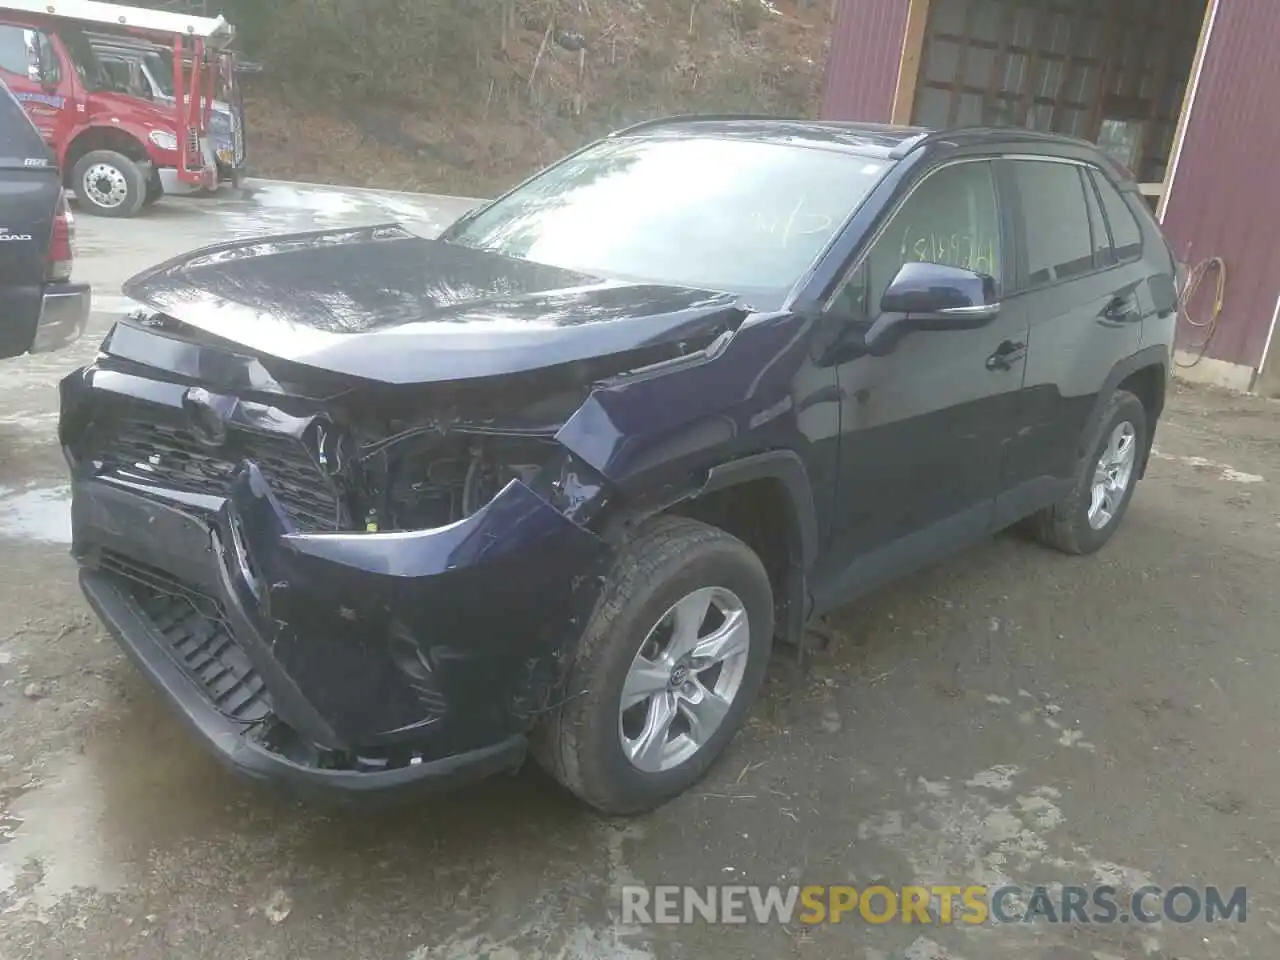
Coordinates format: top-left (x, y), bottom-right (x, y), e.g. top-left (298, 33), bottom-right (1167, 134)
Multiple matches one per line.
top-left (59, 117), bottom-right (1179, 813)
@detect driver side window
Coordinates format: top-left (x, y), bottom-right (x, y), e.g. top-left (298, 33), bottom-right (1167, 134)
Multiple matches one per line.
top-left (831, 160), bottom-right (1002, 320)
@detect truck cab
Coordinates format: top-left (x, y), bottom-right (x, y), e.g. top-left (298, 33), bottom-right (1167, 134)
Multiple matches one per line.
top-left (0, 1), bottom-right (234, 217)
top-left (91, 36), bottom-right (245, 186)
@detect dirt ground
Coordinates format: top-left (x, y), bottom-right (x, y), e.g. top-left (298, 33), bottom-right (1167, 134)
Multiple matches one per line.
top-left (2, 191), bottom-right (1280, 959)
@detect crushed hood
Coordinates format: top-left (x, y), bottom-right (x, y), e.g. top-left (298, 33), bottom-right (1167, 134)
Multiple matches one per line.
top-left (121, 224), bottom-right (747, 385)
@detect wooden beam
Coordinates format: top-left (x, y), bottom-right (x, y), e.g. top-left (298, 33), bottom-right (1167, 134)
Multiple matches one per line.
top-left (1158, 0), bottom-right (1218, 221)
top-left (891, 0), bottom-right (933, 124)
top-left (1016, 0), bottom-right (1054, 127)
top-left (983, 0), bottom-right (1018, 124)
top-left (946, 0), bottom-right (978, 126)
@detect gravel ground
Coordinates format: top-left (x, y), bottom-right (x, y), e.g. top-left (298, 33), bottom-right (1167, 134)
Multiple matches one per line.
top-left (1, 188), bottom-right (1278, 960)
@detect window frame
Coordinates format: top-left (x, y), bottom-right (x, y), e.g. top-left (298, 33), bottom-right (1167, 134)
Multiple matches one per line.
top-left (1087, 167), bottom-right (1145, 268)
top-left (0, 24), bottom-right (30, 78)
top-left (821, 156), bottom-right (1013, 316)
top-left (1003, 154), bottom-right (1146, 297)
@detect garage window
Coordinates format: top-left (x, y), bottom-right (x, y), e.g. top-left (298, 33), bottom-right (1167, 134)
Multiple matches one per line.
top-left (1013, 159), bottom-right (1094, 286)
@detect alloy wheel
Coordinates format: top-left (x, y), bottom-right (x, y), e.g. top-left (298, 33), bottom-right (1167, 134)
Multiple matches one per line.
top-left (83, 163), bottom-right (129, 209)
top-left (1088, 420), bottom-right (1137, 530)
top-left (618, 586), bottom-right (751, 773)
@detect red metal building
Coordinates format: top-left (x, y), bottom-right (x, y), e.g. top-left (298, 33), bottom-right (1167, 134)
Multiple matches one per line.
top-left (821, 0), bottom-right (1280, 394)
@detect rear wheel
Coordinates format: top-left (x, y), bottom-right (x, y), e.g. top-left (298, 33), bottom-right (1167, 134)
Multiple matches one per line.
top-left (72, 150), bottom-right (147, 218)
top-left (533, 515), bottom-right (774, 815)
top-left (1029, 389), bottom-right (1147, 555)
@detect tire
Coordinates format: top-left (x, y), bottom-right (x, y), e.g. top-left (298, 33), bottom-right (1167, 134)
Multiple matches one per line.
top-left (532, 515), bottom-right (774, 815)
top-left (72, 150), bottom-right (148, 218)
top-left (1029, 389), bottom-right (1147, 555)
top-left (142, 172), bottom-right (164, 207)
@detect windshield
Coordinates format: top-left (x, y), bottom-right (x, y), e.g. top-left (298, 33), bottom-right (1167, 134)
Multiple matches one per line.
top-left (445, 135), bottom-right (890, 297)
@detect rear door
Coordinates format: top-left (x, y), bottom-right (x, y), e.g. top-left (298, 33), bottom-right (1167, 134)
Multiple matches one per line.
top-left (0, 79), bottom-right (60, 358)
top-left (998, 156), bottom-right (1144, 520)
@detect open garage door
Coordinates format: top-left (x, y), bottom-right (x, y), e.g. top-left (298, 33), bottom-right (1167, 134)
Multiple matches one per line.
top-left (896, 0), bottom-right (1207, 206)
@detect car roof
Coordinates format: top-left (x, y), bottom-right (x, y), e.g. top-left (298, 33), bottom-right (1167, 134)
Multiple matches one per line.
top-left (611, 115), bottom-right (1112, 165)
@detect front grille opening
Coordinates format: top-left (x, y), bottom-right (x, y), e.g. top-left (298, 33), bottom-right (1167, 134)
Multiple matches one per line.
top-left (101, 551), bottom-right (273, 723)
top-left (90, 419), bottom-right (344, 533)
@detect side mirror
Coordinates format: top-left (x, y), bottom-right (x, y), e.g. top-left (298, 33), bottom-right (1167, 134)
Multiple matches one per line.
top-left (866, 262), bottom-right (1000, 355)
top-left (23, 30), bottom-right (58, 91)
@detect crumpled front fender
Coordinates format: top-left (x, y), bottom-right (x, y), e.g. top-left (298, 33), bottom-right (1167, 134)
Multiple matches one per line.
top-left (217, 464), bottom-right (610, 751)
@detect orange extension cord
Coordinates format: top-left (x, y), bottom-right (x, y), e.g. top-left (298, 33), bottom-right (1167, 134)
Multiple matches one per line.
top-left (1175, 256), bottom-right (1226, 369)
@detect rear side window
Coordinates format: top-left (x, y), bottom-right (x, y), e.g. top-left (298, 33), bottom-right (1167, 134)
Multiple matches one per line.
top-left (1013, 160), bottom-right (1094, 285)
top-left (1091, 171), bottom-right (1143, 262)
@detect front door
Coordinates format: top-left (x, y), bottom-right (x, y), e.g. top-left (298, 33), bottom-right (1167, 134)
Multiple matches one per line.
top-left (0, 24), bottom-right (75, 153)
top-left (813, 158), bottom-right (1030, 610)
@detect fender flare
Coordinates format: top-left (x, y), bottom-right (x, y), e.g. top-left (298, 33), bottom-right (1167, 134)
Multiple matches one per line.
top-left (62, 121), bottom-right (156, 172)
top-left (1083, 344), bottom-right (1171, 471)
top-left (695, 449), bottom-right (820, 572)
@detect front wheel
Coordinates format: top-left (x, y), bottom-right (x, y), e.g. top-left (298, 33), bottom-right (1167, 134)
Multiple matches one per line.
top-left (1029, 389), bottom-right (1147, 555)
top-left (533, 515), bottom-right (774, 815)
top-left (72, 150), bottom-right (148, 218)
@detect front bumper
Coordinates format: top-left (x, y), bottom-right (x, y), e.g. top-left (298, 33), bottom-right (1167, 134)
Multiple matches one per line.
top-left (67, 459), bottom-right (608, 797)
top-left (31, 282), bottom-right (91, 354)
top-left (82, 565), bottom-right (527, 798)
top-left (159, 166), bottom-right (218, 195)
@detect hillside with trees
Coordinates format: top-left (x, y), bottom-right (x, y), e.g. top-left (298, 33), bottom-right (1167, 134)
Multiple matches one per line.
top-left (181, 0), bottom-right (834, 194)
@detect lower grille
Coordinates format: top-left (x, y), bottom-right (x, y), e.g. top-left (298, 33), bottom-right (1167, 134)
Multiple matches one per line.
top-left (92, 419), bottom-right (342, 532)
top-left (102, 550), bottom-right (273, 723)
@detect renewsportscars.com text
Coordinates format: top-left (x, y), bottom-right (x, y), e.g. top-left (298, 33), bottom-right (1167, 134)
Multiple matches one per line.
top-left (621, 884), bottom-right (1247, 926)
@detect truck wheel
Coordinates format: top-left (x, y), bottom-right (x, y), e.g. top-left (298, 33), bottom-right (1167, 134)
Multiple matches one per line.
top-left (72, 150), bottom-right (147, 218)
top-left (1028, 389), bottom-right (1147, 555)
top-left (532, 515), bottom-right (774, 815)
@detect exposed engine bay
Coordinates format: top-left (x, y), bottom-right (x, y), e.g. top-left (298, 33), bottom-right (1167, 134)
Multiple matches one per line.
top-left (360, 428), bottom-right (559, 533)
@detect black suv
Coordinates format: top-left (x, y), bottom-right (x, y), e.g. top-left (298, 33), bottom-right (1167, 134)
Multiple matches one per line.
top-left (1, 79), bottom-right (89, 358)
top-left (60, 118), bottom-right (1178, 814)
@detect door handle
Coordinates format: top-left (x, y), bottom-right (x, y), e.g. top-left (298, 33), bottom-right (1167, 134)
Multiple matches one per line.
top-left (985, 339), bottom-right (1026, 371)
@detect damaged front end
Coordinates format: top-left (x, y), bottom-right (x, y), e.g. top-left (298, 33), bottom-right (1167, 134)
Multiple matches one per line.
top-left (59, 313), bottom-right (643, 796)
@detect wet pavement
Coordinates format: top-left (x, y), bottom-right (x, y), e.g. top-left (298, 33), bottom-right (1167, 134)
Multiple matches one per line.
top-left (2, 184), bottom-right (1280, 959)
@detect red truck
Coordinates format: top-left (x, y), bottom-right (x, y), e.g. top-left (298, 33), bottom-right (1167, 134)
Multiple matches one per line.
top-left (0, 0), bottom-right (234, 217)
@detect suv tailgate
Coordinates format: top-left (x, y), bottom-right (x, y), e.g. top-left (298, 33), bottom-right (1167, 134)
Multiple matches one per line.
top-left (1, 81), bottom-right (61, 358)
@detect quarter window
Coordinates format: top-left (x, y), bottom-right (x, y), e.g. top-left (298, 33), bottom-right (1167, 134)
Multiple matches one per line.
top-left (1013, 160), bottom-right (1094, 286)
top-left (1091, 171), bottom-right (1143, 262)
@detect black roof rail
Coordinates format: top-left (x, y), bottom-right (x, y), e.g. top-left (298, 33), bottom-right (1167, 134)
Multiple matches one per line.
top-left (888, 131), bottom-right (932, 158)
top-left (887, 124), bottom-right (1109, 158)
top-left (609, 113), bottom-right (798, 137)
